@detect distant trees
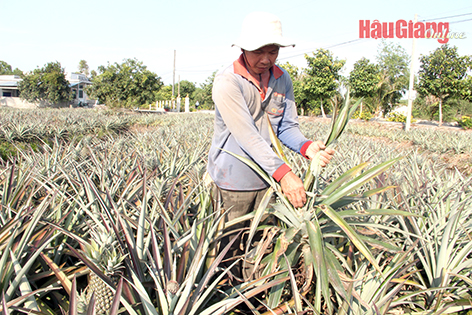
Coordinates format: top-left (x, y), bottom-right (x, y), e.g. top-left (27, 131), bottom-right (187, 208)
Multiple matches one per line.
top-left (278, 50), bottom-right (345, 117)
top-left (348, 57), bottom-right (380, 114)
top-left (346, 42), bottom-right (410, 118)
top-left (4, 42), bottom-right (470, 120)
top-left (278, 62), bottom-right (307, 114)
top-left (18, 62), bottom-right (72, 106)
top-left (0, 60), bottom-right (23, 76)
top-left (192, 71), bottom-right (216, 110)
top-left (153, 79), bottom-right (211, 111)
top-left (0, 61), bottom-right (11, 75)
top-left (78, 60), bottom-right (90, 77)
top-left (303, 49), bottom-right (345, 117)
top-left (375, 41), bottom-right (410, 114)
top-left (417, 44), bottom-right (472, 125)
top-left (178, 80), bottom-right (196, 98)
top-left (280, 44), bottom-right (409, 118)
top-left (155, 85), bottom-right (173, 102)
top-left (88, 58), bottom-right (163, 108)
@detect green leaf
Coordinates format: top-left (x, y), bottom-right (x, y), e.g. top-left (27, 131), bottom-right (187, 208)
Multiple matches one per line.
top-left (337, 208), bottom-right (420, 217)
top-left (316, 204), bottom-right (382, 273)
top-left (245, 187), bottom-right (275, 258)
top-left (136, 170), bottom-right (148, 260)
top-left (266, 114), bottom-right (290, 165)
top-left (5, 234), bottom-right (60, 301)
top-left (321, 162), bottom-right (370, 196)
top-left (128, 268), bottom-right (160, 315)
top-left (284, 254), bottom-right (303, 312)
top-left (321, 157), bottom-right (401, 207)
top-left (306, 220), bottom-right (332, 312)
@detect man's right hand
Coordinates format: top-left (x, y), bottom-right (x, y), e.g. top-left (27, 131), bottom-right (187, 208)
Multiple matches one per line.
top-left (280, 171), bottom-right (306, 208)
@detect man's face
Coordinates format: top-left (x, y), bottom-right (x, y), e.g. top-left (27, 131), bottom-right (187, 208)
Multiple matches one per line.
top-left (244, 44), bottom-right (280, 76)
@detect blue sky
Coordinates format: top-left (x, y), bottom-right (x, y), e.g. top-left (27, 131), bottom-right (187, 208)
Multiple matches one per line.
top-left (1, 0), bottom-right (471, 86)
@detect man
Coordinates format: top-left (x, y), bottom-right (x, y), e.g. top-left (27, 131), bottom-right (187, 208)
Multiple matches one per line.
top-left (207, 12), bottom-right (334, 280)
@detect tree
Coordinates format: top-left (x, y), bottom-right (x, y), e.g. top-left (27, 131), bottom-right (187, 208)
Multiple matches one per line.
top-left (303, 49), bottom-right (345, 117)
top-left (0, 61), bottom-right (23, 76)
top-left (417, 44), bottom-right (471, 125)
top-left (278, 61), bottom-right (306, 114)
top-left (155, 85), bottom-right (173, 102)
top-left (375, 41), bottom-right (410, 115)
top-left (0, 61), bottom-right (12, 75)
top-left (78, 60), bottom-right (90, 77)
top-left (177, 80), bottom-right (196, 98)
top-left (88, 58), bottom-right (163, 108)
top-left (193, 71), bottom-right (216, 110)
top-left (18, 62), bottom-right (72, 106)
top-left (348, 57), bottom-right (380, 114)
top-left (462, 76), bottom-right (472, 102)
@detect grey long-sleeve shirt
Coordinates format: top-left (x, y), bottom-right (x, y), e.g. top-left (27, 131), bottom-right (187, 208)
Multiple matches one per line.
top-left (207, 54), bottom-right (312, 191)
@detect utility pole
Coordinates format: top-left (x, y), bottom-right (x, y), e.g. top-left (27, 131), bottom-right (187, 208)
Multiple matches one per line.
top-left (178, 75), bottom-right (180, 97)
top-left (405, 14), bottom-right (417, 131)
top-left (172, 50), bottom-right (176, 99)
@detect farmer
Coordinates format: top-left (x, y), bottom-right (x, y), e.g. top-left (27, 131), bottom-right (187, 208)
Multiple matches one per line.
top-left (207, 12), bottom-right (334, 281)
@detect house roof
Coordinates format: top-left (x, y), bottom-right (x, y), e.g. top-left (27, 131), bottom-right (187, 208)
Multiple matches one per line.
top-left (0, 81), bottom-right (19, 88)
top-left (69, 82), bottom-right (92, 88)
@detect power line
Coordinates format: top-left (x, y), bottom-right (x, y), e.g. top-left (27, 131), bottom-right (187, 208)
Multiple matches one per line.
top-left (278, 39), bottom-right (366, 61)
top-left (278, 14), bottom-right (472, 63)
top-left (449, 18), bottom-right (472, 24)
top-left (176, 69), bottom-right (221, 73)
top-left (171, 10), bottom-right (472, 83)
top-left (420, 12), bottom-right (472, 22)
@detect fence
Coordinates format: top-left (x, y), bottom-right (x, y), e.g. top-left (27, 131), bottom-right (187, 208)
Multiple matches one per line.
top-left (150, 96), bottom-right (191, 113)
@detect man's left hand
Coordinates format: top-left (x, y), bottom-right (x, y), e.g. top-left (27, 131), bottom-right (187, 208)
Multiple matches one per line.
top-left (305, 141), bottom-right (335, 167)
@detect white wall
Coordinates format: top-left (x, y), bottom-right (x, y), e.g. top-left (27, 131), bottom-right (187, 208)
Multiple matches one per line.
top-left (0, 97), bottom-right (36, 109)
top-left (0, 97), bottom-right (70, 109)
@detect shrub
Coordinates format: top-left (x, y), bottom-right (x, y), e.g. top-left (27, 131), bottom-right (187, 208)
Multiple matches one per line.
top-left (457, 115), bottom-right (472, 129)
top-left (353, 110), bottom-right (374, 121)
top-left (387, 112), bottom-right (407, 123)
top-left (0, 141), bottom-right (17, 161)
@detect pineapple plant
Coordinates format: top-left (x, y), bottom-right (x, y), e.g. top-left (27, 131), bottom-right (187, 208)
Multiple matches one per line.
top-left (82, 226), bottom-right (125, 315)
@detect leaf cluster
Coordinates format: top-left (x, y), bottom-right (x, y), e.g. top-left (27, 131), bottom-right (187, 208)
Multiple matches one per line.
top-left (279, 50), bottom-right (346, 115)
top-left (349, 57), bottom-right (380, 98)
top-left (88, 58), bottom-right (163, 108)
top-left (0, 60), bottom-right (23, 76)
top-left (302, 49), bottom-right (346, 109)
top-left (417, 44), bottom-right (472, 101)
top-left (192, 70), bottom-right (216, 110)
top-left (18, 61), bottom-right (72, 106)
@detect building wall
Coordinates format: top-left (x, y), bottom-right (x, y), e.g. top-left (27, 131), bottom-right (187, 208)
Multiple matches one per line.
top-left (0, 88), bottom-right (19, 97)
top-left (0, 97), bottom-right (70, 109)
top-left (0, 97), bottom-right (37, 109)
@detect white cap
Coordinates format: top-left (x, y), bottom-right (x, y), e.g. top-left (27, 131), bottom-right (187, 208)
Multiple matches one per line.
top-left (232, 12), bottom-right (295, 51)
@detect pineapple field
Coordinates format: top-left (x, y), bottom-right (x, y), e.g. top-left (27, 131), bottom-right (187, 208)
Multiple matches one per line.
top-left (0, 106), bottom-right (471, 315)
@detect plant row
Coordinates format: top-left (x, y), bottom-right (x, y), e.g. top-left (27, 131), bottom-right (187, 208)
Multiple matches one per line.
top-left (0, 111), bottom-right (471, 314)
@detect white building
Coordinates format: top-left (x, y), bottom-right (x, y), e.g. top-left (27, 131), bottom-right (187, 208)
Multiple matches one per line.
top-left (0, 75), bottom-right (21, 97)
top-left (0, 75), bottom-right (34, 108)
top-left (0, 73), bottom-right (95, 108)
top-left (67, 72), bottom-right (94, 106)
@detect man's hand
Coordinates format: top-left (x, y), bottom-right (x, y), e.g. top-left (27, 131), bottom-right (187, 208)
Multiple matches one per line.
top-left (280, 171), bottom-right (306, 208)
top-left (305, 141), bottom-right (335, 166)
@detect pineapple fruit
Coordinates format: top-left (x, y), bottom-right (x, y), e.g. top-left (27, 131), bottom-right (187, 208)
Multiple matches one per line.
top-left (82, 227), bottom-right (125, 314)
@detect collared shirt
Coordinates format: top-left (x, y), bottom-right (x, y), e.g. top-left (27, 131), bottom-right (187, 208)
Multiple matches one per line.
top-left (207, 54), bottom-right (312, 191)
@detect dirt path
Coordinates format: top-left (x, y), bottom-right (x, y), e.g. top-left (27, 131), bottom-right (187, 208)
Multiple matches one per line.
top-left (300, 116), bottom-right (472, 175)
